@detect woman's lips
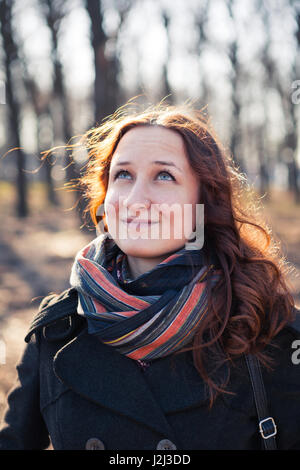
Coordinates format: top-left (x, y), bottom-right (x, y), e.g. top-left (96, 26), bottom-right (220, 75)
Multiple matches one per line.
top-left (121, 219), bottom-right (159, 226)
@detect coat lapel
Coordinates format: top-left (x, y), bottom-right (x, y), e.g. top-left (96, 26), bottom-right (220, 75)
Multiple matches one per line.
top-left (53, 329), bottom-right (179, 440)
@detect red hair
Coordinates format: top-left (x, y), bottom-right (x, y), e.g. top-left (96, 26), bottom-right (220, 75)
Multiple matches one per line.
top-left (75, 100), bottom-right (295, 405)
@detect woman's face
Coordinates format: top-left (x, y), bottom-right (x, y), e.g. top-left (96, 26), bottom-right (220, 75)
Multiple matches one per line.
top-left (104, 125), bottom-right (200, 259)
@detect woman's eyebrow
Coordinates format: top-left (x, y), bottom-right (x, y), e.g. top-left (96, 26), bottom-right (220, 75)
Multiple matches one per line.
top-left (115, 160), bottom-right (183, 172)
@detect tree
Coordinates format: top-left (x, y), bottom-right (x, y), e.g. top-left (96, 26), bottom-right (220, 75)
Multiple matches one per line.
top-left (259, 0), bottom-right (300, 202)
top-left (85, 0), bottom-right (133, 125)
top-left (288, 0), bottom-right (300, 202)
top-left (194, 0), bottom-right (211, 106)
top-left (23, 75), bottom-right (59, 206)
top-left (38, 0), bottom-right (77, 183)
top-left (161, 8), bottom-right (173, 101)
top-left (0, 0), bottom-right (28, 217)
top-left (226, 0), bottom-right (245, 173)
top-left (86, 0), bottom-right (117, 124)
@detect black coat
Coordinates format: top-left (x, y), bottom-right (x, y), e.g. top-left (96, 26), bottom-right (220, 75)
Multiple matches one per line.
top-left (0, 288), bottom-right (300, 450)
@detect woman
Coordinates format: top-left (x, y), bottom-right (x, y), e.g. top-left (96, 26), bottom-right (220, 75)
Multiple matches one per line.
top-left (0, 101), bottom-right (299, 450)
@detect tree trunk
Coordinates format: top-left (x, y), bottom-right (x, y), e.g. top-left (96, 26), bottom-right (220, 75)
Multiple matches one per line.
top-left (161, 10), bottom-right (173, 101)
top-left (50, 21), bottom-right (76, 183)
top-left (37, 113), bottom-right (59, 206)
top-left (0, 0), bottom-right (28, 217)
top-left (85, 0), bottom-right (110, 124)
top-left (226, 0), bottom-right (245, 173)
top-left (85, 0), bottom-right (122, 125)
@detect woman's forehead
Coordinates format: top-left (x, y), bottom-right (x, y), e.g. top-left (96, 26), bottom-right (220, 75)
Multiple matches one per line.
top-left (113, 125), bottom-right (187, 160)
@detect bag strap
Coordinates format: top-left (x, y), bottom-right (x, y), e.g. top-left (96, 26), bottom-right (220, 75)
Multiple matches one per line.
top-left (245, 354), bottom-right (277, 450)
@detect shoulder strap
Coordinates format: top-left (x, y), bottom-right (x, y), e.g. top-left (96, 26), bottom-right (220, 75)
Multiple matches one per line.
top-left (25, 288), bottom-right (79, 343)
top-left (244, 305), bottom-right (300, 449)
top-left (245, 354), bottom-right (277, 450)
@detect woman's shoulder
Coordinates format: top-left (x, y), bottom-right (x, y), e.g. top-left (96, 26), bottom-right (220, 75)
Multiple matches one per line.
top-left (38, 287), bottom-right (78, 311)
top-left (24, 288), bottom-right (81, 343)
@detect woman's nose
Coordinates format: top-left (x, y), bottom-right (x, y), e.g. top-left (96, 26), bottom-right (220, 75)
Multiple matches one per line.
top-left (122, 180), bottom-right (152, 214)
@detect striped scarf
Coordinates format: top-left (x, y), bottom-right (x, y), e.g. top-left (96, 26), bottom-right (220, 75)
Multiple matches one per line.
top-left (70, 233), bottom-right (221, 362)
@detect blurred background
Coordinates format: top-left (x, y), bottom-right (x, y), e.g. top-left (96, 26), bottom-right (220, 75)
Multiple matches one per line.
top-left (0, 0), bottom-right (300, 420)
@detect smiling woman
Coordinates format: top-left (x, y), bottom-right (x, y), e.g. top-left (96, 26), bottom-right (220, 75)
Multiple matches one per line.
top-left (0, 100), bottom-right (300, 451)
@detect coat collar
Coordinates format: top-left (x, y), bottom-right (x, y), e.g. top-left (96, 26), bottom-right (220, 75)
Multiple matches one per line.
top-left (25, 288), bottom-right (78, 343)
top-left (52, 328), bottom-right (209, 440)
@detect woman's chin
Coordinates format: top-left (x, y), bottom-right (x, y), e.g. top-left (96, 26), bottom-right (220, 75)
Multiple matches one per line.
top-left (115, 238), bottom-right (185, 258)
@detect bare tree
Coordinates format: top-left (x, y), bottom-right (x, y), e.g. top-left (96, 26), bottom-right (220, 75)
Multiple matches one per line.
top-left (288, 0), bottom-right (300, 202)
top-left (85, 0), bottom-right (109, 124)
top-left (85, 0), bottom-right (132, 124)
top-left (255, 0), bottom-right (274, 197)
top-left (38, 0), bottom-right (77, 183)
top-left (161, 8), bottom-right (173, 101)
top-left (0, 0), bottom-right (28, 217)
top-left (258, 0), bottom-right (300, 202)
top-left (23, 76), bottom-right (59, 206)
top-left (194, 0), bottom-right (211, 105)
top-left (226, 0), bottom-right (245, 173)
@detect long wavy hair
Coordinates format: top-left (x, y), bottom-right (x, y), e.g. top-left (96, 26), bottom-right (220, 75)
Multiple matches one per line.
top-left (70, 100), bottom-right (295, 405)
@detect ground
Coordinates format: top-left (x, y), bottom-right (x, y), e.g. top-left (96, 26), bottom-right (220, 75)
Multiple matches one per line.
top-left (0, 184), bottom-right (299, 424)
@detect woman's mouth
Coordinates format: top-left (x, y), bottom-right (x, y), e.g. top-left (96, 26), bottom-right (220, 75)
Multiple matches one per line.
top-left (121, 218), bottom-right (159, 227)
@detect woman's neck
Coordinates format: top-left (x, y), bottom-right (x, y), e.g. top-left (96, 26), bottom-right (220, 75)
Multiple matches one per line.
top-left (126, 255), bottom-right (167, 279)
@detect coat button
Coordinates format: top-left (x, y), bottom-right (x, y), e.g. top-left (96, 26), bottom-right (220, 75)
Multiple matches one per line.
top-left (85, 438), bottom-right (105, 450)
top-left (156, 439), bottom-right (177, 450)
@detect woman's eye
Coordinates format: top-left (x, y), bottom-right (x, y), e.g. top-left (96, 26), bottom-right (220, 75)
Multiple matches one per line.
top-left (157, 171), bottom-right (175, 181)
top-left (113, 170), bottom-right (175, 181)
top-left (114, 170), bottom-right (130, 180)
